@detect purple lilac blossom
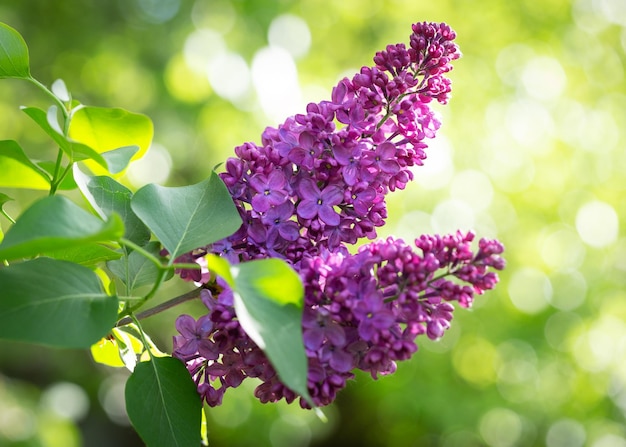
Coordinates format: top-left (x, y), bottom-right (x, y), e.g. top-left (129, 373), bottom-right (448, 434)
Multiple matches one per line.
top-left (171, 22), bottom-right (505, 408)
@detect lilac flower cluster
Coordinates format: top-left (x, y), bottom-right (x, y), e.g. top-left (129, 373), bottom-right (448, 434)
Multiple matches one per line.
top-left (171, 22), bottom-right (504, 408)
top-left (214, 21), bottom-right (461, 262)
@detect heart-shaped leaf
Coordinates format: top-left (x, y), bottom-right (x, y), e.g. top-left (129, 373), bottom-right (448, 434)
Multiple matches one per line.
top-left (131, 171), bottom-right (242, 259)
top-left (126, 356), bottom-right (202, 447)
top-left (0, 22), bottom-right (30, 79)
top-left (0, 195), bottom-right (124, 261)
top-left (0, 140), bottom-right (50, 189)
top-left (0, 257), bottom-right (118, 348)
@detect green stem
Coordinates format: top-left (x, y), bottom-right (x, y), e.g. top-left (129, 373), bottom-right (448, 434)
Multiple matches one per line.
top-left (129, 314), bottom-right (155, 361)
top-left (119, 268), bottom-right (168, 319)
top-left (26, 76), bottom-right (74, 196)
top-left (116, 287), bottom-right (203, 327)
top-left (48, 149), bottom-right (65, 196)
top-left (119, 238), bottom-right (164, 270)
top-left (119, 238), bottom-right (202, 272)
top-left (0, 209), bottom-right (15, 224)
top-left (383, 269), bottom-right (453, 304)
top-left (26, 77), bottom-right (69, 120)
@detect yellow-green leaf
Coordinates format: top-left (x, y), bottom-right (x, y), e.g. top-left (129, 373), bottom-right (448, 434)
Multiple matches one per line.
top-left (0, 140), bottom-right (50, 189)
top-left (69, 106), bottom-right (153, 167)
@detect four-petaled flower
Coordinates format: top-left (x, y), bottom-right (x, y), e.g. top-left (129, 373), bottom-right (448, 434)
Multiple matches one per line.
top-left (173, 314), bottom-right (218, 360)
top-left (250, 170), bottom-right (289, 213)
top-left (297, 177), bottom-right (343, 226)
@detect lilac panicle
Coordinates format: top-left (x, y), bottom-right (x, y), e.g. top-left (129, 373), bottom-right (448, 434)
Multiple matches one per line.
top-left (171, 22), bottom-right (504, 409)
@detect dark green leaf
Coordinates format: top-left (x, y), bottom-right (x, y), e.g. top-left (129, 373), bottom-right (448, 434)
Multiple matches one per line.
top-left (209, 256), bottom-right (314, 407)
top-left (0, 140), bottom-right (50, 189)
top-left (0, 22), bottom-right (30, 79)
top-left (0, 257), bottom-right (118, 347)
top-left (74, 166), bottom-right (150, 246)
top-left (0, 195), bottom-right (124, 261)
top-left (131, 171), bottom-right (242, 259)
top-left (126, 357), bottom-right (202, 447)
top-left (108, 241), bottom-right (162, 290)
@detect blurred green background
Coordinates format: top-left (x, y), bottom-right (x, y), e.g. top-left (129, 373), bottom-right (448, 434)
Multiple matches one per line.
top-left (1, 0), bottom-right (625, 446)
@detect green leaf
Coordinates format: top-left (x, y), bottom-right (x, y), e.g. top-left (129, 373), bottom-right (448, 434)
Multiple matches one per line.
top-left (0, 22), bottom-right (30, 79)
top-left (0, 257), bottom-right (118, 347)
top-left (107, 241), bottom-right (162, 290)
top-left (0, 195), bottom-right (124, 261)
top-left (91, 335), bottom-right (128, 369)
top-left (131, 171), bottom-right (242, 259)
top-left (101, 145), bottom-right (139, 174)
top-left (21, 106), bottom-right (109, 169)
top-left (22, 106), bottom-right (66, 147)
top-left (74, 166), bottom-right (150, 246)
top-left (0, 140), bottom-right (50, 189)
top-left (70, 141), bottom-right (109, 166)
top-left (37, 161), bottom-right (77, 190)
top-left (69, 106), bottom-right (153, 163)
top-left (44, 243), bottom-right (122, 266)
top-left (126, 357), bottom-right (202, 447)
top-left (209, 256), bottom-right (314, 407)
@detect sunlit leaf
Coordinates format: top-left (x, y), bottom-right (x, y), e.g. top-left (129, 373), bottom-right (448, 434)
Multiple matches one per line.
top-left (91, 336), bottom-right (126, 368)
top-left (69, 106), bottom-right (153, 164)
top-left (131, 171), bottom-right (242, 259)
top-left (115, 328), bottom-right (140, 372)
top-left (0, 22), bottom-right (30, 79)
top-left (126, 357), bottom-right (202, 447)
top-left (208, 256), bottom-right (314, 407)
top-left (0, 257), bottom-right (118, 348)
top-left (0, 140), bottom-right (50, 189)
top-left (201, 408), bottom-right (209, 446)
top-left (74, 166), bottom-right (150, 246)
top-left (21, 106), bottom-right (108, 168)
top-left (118, 324), bottom-right (168, 359)
top-left (0, 195), bottom-right (124, 261)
